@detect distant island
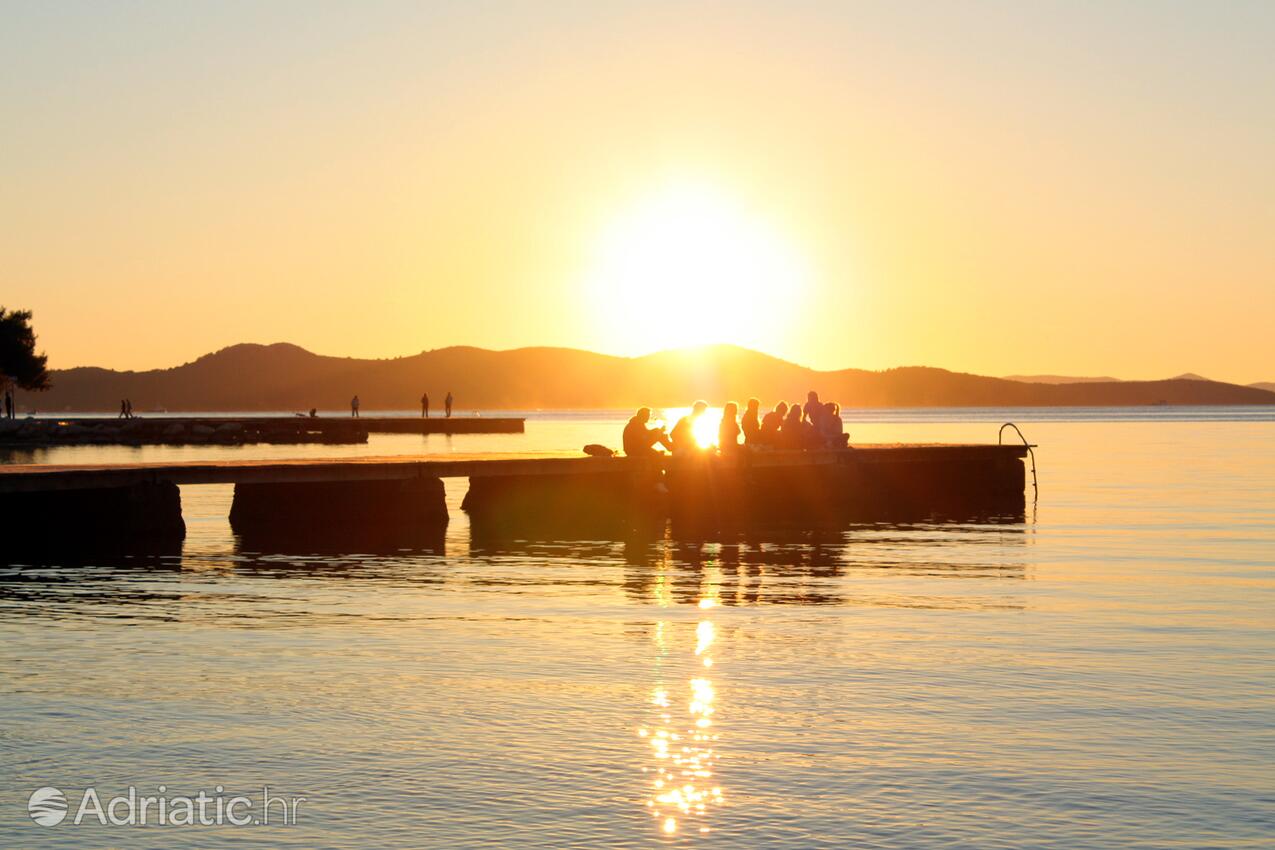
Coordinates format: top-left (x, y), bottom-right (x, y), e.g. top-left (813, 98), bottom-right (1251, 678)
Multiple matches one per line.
top-left (18, 343), bottom-right (1275, 412)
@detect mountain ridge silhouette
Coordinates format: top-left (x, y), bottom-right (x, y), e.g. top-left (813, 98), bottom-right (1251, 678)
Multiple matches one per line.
top-left (23, 342), bottom-right (1275, 411)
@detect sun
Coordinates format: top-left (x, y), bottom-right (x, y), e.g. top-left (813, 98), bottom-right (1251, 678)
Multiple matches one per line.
top-left (582, 181), bottom-right (810, 354)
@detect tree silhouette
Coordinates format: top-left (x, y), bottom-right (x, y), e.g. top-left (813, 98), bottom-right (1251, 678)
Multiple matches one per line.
top-left (0, 308), bottom-right (51, 391)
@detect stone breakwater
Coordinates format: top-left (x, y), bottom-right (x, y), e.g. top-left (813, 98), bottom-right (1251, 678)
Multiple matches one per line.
top-left (0, 416), bottom-right (525, 447)
top-left (0, 417), bottom-right (369, 447)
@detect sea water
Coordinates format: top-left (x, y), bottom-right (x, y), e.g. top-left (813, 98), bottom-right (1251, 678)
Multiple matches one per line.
top-left (1, 409), bottom-right (1272, 848)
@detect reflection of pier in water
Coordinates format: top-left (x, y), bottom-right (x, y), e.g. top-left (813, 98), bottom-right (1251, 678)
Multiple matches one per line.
top-left (612, 522), bottom-right (1028, 610)
top-left (1, 517), bottom-right (1029, 622)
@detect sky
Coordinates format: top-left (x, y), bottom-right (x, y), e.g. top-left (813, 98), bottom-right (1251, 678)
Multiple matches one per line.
top-left (3, 1), bottom-right (1273, 383)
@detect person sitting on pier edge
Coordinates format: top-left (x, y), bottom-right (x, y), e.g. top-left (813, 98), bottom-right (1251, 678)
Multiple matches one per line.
top-left (803, 390), bottom-right (824, 431)
top-left (780, 402), bottom-right (813, 449)
top-left (351, 395), bottom-right (360, 418)
top-left (421, 392), bottom-right (429, 418)
top-left (718, 401), bottom-right (742, 453)
top-left (803, 402), bottom-right (828, 448)
top-left (623, 407), bottom-right (672, 459)
top-left (669, 400), bottom-right (709, 456)
top-left (445, 391), bottom-right (454, 418)
top-left (759, 401), bottom-right (787, 448)
top-left (741, 398), bottom-right (761, 446)
top-left (821, 401), bottom-right (848, 448)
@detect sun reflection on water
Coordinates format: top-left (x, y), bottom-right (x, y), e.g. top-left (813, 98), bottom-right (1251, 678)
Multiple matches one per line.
top-left (640, 599), bottom-right (723, 837)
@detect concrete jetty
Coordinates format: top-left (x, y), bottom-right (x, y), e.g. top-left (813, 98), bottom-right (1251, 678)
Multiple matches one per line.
top-left (0, 444), bottom-right (1029, 549)
top-left (0, 416), bottom-right (525, 447)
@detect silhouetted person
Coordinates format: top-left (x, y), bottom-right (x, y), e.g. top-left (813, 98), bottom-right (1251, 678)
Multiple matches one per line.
top-left (351, 395), bottom-right (360, 418)
top-left (309, 407), bottom-right (318, 418)
top-left (669, 400), bottom-right (708, 456)
top-left (4, 390), bottom-right (12, 420)
top-left (780, 402), bottom-right (811, 449)
top-left (421, 392), bottom-right (429, 418)
top-left (741, 398), bottom-right (761, 446)
top-left (718, 401), bottom-right (741, 453)
top-left (125, 399), bottom-right (134, 419)
top-left (759, 401), bottom-right (787, 447)
top-left (445, 392), bottom-right (454, 418)
top-left (803, 390), bottom-right (823, 430)
top-left (623, 407), bottom-right (672, 458)
top-left (821, 401), bottom-right (848, 448)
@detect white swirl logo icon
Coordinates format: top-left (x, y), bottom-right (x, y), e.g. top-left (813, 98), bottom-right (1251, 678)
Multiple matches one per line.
top-left (28, 786), bottom-right (68, 826)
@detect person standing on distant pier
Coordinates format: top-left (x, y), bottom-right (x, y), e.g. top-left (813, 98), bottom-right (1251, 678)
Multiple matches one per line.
top-left (445, 391), bottom-right (453, 418)
top-left (119, 399), bottom-right (127, 419)
top-left (4, 388), bottom-right (12, 420)
top-left (351, 395), bottom-right (360, 418)
top-left (421, 392), bottom-right (429, 418)
top-left (125, 399), bottom-right (134, 419)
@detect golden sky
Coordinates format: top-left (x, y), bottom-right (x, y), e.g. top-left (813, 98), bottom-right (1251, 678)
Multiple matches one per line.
top-left (3, 2), bottom-right (1273, 382)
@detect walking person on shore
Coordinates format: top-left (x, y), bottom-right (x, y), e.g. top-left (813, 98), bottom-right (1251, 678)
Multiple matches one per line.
top-left (351, 395), bottom-right (360, 418)
top-left (445, 391), bottom-right (454, 419)
top-left (119, 399), bottom-right (127, 419)
top-left (421, 392), bottom-right (429, 418)
top-left (125, 399), bottom-right (134, 419)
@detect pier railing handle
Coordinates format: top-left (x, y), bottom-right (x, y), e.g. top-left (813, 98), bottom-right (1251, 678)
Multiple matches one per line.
top-left (999, 422), bottom-right (1038, 504)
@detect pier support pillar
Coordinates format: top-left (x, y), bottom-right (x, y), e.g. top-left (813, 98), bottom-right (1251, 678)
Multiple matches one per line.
top-left (462, 467), bottom-right (664, 537)
top-left (230, 476), bottom-right (448, 547)
top-left (861, 456), bottom-right (1025, 520)
top-left (0, 481), bottom-right (185, 550)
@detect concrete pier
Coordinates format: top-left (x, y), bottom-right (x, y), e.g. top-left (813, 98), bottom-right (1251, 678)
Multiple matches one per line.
top-left (666, 449), bottom-right (1025, 532)
top-left (0, 480), bottom-right (185, 549)
top-left (230, 476), bottom-right (448, 547)
top-left (0, 444), bottom-right (1030, 549)
top-left (462, 468), bottom-right (666, 536)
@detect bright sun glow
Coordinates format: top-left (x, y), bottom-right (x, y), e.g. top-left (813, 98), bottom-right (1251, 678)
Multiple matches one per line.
top-left (583, 181), bottom-right (810, 354)
top-left (658, 406), bottom-right (723, 449)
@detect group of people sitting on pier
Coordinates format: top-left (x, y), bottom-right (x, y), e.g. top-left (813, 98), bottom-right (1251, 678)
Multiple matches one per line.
top-left (623, 392), bottom-right (847, 459)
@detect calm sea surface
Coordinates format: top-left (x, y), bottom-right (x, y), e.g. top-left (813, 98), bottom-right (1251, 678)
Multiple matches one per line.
top-left (2, 408), bottom-right (1273, 848)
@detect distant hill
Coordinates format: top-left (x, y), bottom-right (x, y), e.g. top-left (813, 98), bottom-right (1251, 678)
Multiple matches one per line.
top-left (1249, 382), bottom-right (1275, 393)
top-left (1170, 373), bottom-right (1212, 382)
top-left (1003, 374), bottom-right (1121, 384)
top-left (17, 343), bottom-right (1275, 412)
